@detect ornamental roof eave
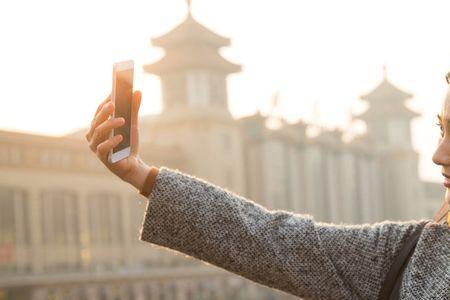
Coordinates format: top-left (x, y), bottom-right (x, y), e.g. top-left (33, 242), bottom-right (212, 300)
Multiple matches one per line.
top-left (354, 106), bottom-right (421, 121)
top-left (151, 14), bottom-right (231, 49)
top-left (238, 111), bottom-right (266, 123)
top-left (143, 52), bottom-right (242, 75)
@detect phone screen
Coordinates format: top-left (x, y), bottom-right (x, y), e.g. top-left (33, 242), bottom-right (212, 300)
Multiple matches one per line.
top-left (112, 67), bottom-right (133, 154)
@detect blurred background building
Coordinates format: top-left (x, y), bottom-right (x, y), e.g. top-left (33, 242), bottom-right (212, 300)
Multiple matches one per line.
top-left (0, 3), bottom-right (444, 300)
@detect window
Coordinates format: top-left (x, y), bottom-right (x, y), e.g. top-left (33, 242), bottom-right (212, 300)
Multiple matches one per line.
top-left (186, 70), bottom-right (209, 107)
top-left (221, 133), bottom-right (231, 151)
top-left (9, 146), bottom-right (22, 164)
top-left (162, 73), bottom-right (186, 109)
top-left (40, 149), bottom-right (51, 166)
top-left (210, 72), bottom-right (226, 107)
top-left (388, 120), bottom-right (409, 145)
top-left (40, 149), bottom-right (72, 168)
top-left (60, 151), bottom-right (71, 167)
top-left (0, 146), bottom-right (8, 164)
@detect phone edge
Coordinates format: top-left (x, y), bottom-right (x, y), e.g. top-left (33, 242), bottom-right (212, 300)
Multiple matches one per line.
top-left (108, 60), bottom-right (134, 164)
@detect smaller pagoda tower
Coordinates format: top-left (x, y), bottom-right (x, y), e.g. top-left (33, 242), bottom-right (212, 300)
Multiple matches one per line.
top-left (355, 68), bottom-right (424, 220)
top-left (355, 68), bottom-right (420, 148)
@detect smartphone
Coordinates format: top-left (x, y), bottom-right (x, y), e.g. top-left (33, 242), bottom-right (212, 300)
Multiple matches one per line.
top-left (108, 60), bottom-right (134, 164)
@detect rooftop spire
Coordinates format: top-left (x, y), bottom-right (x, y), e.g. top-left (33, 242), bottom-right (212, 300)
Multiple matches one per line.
top-left (265, 91), bottom-right (283, 129)
top-left (313, 100), bottom-right (320, 124)
top-left (270, 91), bottom-right (280, 111)
top-left (186, 0), bottom-right (192, 15)
top-left (382, 64), bottom-right (388, 81)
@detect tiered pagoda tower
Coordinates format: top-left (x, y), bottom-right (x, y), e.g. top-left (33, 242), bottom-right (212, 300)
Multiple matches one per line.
top-left (356, 70), bottom-right (420, 148)
top-left (143, 8), bottom-right (241, 117)
top-left (142, 7), bottom-right (246, 194)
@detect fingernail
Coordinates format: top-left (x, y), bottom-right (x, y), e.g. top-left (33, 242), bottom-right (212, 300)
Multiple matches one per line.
top-left (114, 118), bottom-right (124, 124)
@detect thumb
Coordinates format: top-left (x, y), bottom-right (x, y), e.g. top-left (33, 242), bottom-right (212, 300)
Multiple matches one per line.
top-left (130, 90), bottom-right (141, 156)
top-left (131, 90), bottom-right (142, 129)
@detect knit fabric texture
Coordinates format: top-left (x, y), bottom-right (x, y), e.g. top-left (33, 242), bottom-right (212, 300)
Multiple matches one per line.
top-left (139, 167), bottom-right (450, 299)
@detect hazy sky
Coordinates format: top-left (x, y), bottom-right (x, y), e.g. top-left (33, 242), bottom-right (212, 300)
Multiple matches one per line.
top-left (1, 0), bottom-right (450, 182)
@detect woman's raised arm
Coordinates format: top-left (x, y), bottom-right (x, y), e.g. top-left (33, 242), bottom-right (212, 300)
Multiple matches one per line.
top-left (139, 166), bottom-right (428, 299)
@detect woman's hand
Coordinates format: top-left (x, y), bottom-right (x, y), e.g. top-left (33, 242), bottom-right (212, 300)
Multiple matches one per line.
top-left (85, 90), bottom-right (151, 191)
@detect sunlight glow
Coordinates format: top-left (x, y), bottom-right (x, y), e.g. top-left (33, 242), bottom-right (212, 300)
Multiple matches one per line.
top-left (1, 0), bottom-right (449, 182)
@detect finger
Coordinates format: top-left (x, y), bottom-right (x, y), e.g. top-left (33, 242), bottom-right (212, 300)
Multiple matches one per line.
top-left (89, 117), bottom-right (125, 152)
top-left (85, 99), bottom-right (115, 142)
top-left (96, 134), bottom-right (123, 162)
top-left (94, 94), bottom-right (111, 119)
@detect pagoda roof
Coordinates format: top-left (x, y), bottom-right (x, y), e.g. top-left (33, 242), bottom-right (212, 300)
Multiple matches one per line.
top-left (313, 128), bottom-right (344, 143)
top-left (152, 14), bottom-right (231, 49)
top-left (354, 101), bottom-right (420, 121)
top-left (238, 111), bottom-right (266, 123)
top-left (360, 78), bottom-right (413, 102)
top-left (143, 46), bottom-right (241, 74)
top-left (288, 119), bottom-right (308, 129)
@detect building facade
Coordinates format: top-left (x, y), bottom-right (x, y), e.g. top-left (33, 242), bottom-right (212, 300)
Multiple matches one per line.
top-left (0, 8), bottom-right (444, 300)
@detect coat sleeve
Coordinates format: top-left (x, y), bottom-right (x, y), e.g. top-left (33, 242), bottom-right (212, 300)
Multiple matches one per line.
top-left (139, 166), bottom-right (429, 300)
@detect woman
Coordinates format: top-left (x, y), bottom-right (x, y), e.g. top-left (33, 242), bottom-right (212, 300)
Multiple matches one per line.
top-left (85, 84), bottom-right (449, 299)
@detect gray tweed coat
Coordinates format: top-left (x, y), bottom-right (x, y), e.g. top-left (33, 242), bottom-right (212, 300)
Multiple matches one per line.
top-left (139, 167), bottom-right (450, 299)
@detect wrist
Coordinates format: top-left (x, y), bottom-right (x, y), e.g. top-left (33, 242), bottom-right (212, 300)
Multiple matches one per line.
top-left (124, 158), bottom-right (152, 191)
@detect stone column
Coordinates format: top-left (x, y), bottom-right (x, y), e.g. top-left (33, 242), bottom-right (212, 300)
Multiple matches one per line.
top-left (13, 189), bottom-right (26, 271)
top-left (358, 156), bottom-right (372, 222)
top-left (325, 151), bottom-right (340, 223)
top-left (368, 157), bottom-right (383, 222)
top-left (168, 281), bottom-right (179, 300)
top-left (148, 282), bottom-right (161, 299)
top-left (28, 187), bottom-right (43, 273)
top-left (175, 280), bottom-right (187, 300)
top-left (214, 278), bottom-right (226, 300)
top-left (31, 287), bottom-right (47, 300)
top-left (64, 191), bottom-right (77, 269)
top-left (120, 194), bottom-right (132, 266)
top-left (109, 194), bottom-right (121, 268)
top-left (78, 190), bottom-right (92, 270)
top-left (85, 285), bottom-right (99, 300)
top-left (131, 283), bottom-right (145, 300)
top-left (104, 285), bottom-right (114, 300)
top-left (246, 283), bottom-right (259, 299)
top-left (184, 280), bottom-right (194, 300)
